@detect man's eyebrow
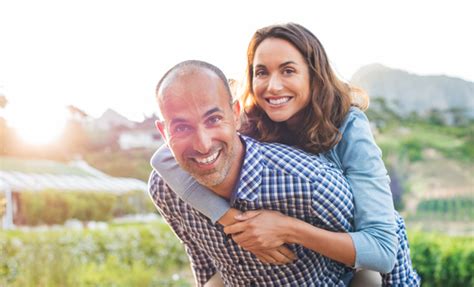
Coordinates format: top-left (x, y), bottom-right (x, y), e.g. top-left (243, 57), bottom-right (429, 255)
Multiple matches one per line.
top-left (169, 117), bottom-right (187, 126)
top-left (203, 107), bottom-right (223, 118)
top-left (169, 107), bottom-right (223, 125)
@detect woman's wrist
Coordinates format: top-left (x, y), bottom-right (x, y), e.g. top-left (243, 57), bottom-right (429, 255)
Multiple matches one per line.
top-left (217, 208), bottom-right (242, 226)
top-left (281, 216), bottom-right (305, 244)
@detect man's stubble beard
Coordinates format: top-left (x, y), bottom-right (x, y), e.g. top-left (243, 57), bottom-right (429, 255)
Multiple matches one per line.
top-left (187, 142), bottom-right (235, 188)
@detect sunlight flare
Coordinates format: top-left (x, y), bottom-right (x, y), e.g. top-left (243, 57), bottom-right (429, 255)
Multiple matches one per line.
top-left (9, 106), bottom-right (67, 145)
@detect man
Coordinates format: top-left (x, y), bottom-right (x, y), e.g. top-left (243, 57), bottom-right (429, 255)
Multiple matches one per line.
top-left (149, 60), bottom-right (356, 286)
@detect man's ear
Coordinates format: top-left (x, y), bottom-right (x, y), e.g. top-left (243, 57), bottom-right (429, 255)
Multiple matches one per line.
top-left (155, 120), bottom-right (168, 141)
top-left (232, 101), bottom-right (241, 130)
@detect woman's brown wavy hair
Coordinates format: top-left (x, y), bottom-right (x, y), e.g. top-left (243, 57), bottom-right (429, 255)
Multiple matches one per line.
top-left (240, 23), bottom-right (368, 154)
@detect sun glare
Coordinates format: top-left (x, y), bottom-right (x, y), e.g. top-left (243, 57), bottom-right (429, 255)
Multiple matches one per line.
top-left (9, 107), bottom-right (67, 145)
top-left (16, 122), bottom-right (65, 145)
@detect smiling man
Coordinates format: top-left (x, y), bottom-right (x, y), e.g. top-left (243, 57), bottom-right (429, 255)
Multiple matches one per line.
top-left (155, 61), bottom-right (243, 199)
top-left (148, 60), bottom-right (357, 286)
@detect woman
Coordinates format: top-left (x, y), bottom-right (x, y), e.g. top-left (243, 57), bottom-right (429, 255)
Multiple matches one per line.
top-left (152, 23), bottom-right (419, 286)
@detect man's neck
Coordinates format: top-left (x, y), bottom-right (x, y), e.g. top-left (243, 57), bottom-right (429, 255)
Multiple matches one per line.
top-left (209, 136), bottom-right (245, 199)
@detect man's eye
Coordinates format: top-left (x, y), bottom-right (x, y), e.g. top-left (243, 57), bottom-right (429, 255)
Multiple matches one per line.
top-left (173, 125), bottom-right (191, 133)
top-left (206, 116), bottom-right (222, 126)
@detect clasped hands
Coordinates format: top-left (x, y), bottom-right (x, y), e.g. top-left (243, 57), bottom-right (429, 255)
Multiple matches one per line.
top-left (222, 210), bottom-right (297, 265)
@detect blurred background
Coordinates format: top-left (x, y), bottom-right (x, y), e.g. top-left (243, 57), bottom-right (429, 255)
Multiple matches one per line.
top-left (1, 0), bottom-right (473, 286)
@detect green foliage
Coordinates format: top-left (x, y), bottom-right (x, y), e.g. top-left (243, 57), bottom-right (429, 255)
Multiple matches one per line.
top-left (376, 123), bottom-right (473, 163)
top-left (2, 225), bottom-right (473, 287)
top-left (17, 190), bottom-right (156, 225)
top-left (400, 139), bottom-right (423, 162)
top-left (84, 149), bottom-right (154, 182)
top-left (0, 221), bottom-right (191, 287)
top-left (415, 197), bottom-right (474, 221)
top-left (409, 231), bottom-right (474, 287)
top-left (0, 156), bottom-right (92, 175)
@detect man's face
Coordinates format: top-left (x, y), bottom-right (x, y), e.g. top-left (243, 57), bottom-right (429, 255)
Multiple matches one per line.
top-left (157, 69), bottom-right (241, 188)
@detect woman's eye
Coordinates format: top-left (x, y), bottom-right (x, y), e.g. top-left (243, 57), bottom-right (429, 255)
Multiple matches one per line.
top-left (254, 69), bottom-right (267, 77)
top-left (283, 68), bottom-right (295, 75)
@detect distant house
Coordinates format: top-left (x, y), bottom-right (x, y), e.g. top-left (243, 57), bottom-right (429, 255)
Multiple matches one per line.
top-left (93, 109), bottom-right (136, 131)
top-left (86, 109), bottom-right (162, 150)
top-left (118, 115), bottom-right (163, 150)
top-left (0, 157), bottom-right (148, 229)
top-left (119, 130), bottom-right (162, 150)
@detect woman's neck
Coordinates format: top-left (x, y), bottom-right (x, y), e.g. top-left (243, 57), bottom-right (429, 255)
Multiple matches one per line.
top-left (285, 111), bottom-right (304, 130)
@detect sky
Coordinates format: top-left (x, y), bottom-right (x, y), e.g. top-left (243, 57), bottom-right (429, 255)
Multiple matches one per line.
top-left (0, 0), bottom-right (472, 143)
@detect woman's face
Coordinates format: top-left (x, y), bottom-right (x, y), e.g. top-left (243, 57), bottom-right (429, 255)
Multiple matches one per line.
top-left (252, 38), bottom-right (311, 125)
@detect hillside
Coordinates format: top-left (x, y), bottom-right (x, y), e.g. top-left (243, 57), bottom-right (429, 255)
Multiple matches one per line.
top-left (351, 64), bottom-right (474, 120)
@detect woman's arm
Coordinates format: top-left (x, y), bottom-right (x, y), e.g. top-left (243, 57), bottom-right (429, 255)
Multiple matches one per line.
top-left (224, 110), bottom-right (398, 271)
top-left (335, 108), bottom-right (398, 272)
top-left (224, 210), bottom-right (355, 266)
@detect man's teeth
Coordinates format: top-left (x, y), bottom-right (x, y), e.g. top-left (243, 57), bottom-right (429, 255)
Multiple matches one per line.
top-left (268, 97), bottom-right (290, 105)
top-left (195, 151), bottom-right (219, 164)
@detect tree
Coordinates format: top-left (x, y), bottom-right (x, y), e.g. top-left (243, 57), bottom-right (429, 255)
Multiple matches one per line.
top-left (60, 105), bottom-right (91, 157)
top-left (0, 95), bottom-right (8, 155)
top-left (0, 95), bottom-right (7, 108)
top-left (0, 196), bottom-right (6, 217)
top-left (427, 108), bottom-right (446, 126)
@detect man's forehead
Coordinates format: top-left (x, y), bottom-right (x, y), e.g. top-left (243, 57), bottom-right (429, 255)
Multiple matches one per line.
top-left (158, 67), bottom-right (217, 99)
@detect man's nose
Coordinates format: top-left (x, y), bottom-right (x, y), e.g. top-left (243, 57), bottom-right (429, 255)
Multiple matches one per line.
top-left (267, 74), bottom-right (283, 94)
top-left (193, 127), bottom-right (212, 154)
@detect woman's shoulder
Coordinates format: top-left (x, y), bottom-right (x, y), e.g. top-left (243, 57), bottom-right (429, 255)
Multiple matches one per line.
top-left (339, 106), bottom-right (370, 134)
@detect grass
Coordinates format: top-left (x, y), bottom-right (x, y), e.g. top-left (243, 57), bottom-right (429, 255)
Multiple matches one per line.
top-left (0, 156), bottom-right (93, 176)
top-left (84, 148), bottom-right (155, 181)
top-left (2, 221), bottom-right (473, 287)
top-left (0, 220), bottom-right (193, 287)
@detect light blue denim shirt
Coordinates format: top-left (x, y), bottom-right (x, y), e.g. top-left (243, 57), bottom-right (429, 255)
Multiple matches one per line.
top-left (326, 107), bottom-right (398, 272)
top-left (151, 107), bottom-right (398, 273)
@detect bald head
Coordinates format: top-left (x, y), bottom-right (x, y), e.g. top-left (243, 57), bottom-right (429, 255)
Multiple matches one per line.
top-left (153, 60), bottom-right (244, 192)
top-left (156, 60), bottom-right (233, 108)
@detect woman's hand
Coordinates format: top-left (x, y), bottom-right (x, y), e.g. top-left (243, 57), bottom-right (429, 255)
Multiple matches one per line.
top-left (224, 210), bottom-right (294, 249)
top-left (225, 210), bottom-right (356, 267)
top-left (221, 209), bottom-right (296, 264)
top-left (251, 245), bottom-right (296, 264)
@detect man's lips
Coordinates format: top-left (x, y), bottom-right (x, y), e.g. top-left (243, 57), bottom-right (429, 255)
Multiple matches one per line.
top-left (192, 149), bottom-right (221, 165)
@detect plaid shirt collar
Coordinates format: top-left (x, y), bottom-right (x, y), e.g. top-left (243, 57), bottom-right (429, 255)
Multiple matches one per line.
top-left (233, 135), bottom-right (263, 202)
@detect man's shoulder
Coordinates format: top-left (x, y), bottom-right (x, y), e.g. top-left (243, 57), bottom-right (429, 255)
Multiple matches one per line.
top-left (148, 170), bottom-right (171, 200)
top-left (244, 136), bottom-right (337, 180)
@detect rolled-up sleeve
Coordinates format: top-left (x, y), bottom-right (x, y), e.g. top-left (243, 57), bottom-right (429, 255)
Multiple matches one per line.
top-left (336, 109), bottom-right (398, 273)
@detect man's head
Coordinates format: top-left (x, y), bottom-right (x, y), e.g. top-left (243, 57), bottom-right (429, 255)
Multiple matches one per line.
top-left (155, 60), bottom-right (243, 191)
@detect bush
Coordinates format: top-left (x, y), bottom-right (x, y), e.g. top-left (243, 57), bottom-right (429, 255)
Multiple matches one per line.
top-left (0, 221), bottom-right (191, 287)
top-left (415, 197), bottom-right (474, 221)
top-left (16, 189), bottom-right (156, 225)
top-left (409, 231), bottom-right (474, 287)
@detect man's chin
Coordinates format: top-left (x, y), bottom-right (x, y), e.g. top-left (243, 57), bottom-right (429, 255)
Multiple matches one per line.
top-left (191, 172), bottom-right (225, 188)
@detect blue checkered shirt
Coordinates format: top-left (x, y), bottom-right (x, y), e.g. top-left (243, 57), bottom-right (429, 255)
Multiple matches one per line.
top-left (149, 136), bottom-right (356, 286)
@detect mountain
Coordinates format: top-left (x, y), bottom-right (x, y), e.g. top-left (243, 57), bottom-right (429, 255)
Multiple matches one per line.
top-left (350, 64), bottom-right (474, 119)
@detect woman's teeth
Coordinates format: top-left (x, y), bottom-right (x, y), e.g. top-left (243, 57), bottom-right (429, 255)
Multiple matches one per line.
top-left (268, 97), bottom-right (290, 105)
